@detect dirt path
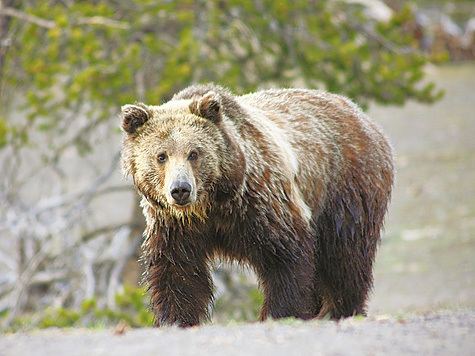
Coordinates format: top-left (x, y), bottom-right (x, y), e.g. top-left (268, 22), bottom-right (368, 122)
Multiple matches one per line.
top-left (1, 309), bottom-right (473, 356)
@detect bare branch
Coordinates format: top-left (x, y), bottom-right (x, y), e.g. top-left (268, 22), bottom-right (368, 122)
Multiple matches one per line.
top-left (3, 241), bottom-right (51, 326)
top-left (360, 24), bottom-right (414, 55)
top-left (76, 151), bottom-right (121, 207)
top-left (0, 8), bottom-right (131, 31)
top-left (82, 222), bottom-right (141, 243)
top-left (76, 16), bottom-right (130, 30)
top-left (107, 230), bottom-right (142, 309)
top-left (29, 270), bottom-right (69, 286)
top-left (0, 7), bottom-right (56, 29)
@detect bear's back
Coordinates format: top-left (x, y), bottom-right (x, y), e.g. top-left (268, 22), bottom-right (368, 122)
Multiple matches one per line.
top-left (239, 88), bottom-right (373, 141)
top-left (238, 88), bottom-right (392, 174)
top-left (237, 88), bottom-right (394, 210)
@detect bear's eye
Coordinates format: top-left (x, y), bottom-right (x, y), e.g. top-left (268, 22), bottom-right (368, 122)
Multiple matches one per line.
top-left (188, 151), bottom-right (199, 161)
top-left (157, 153), bottom-right (168, 163)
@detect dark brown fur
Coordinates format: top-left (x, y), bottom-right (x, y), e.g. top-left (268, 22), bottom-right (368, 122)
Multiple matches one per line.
top-left (120, 84), bottom-right (394, 327)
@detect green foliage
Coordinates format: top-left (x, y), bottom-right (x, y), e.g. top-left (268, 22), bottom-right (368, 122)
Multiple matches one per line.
top-left (3, 285), bottom-right (153, 332)
top-left (1, 0), bottom-right (443, 150)
top-left (0, 118), bottom-right (8, 148)
top-left (273, 317), bottom-right (305, 325)
top-left (353, 313), bottom-right (365, 321)
top-left (213, 276), bottom-right (263, 323)
top-left (2, 281), bottom-right (264, 330)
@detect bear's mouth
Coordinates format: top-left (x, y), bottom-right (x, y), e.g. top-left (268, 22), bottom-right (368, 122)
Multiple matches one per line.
top-left (167, 197), bottom-right (209, 222)
top-left (170, 201), bottom-right (192, 208)
top-left (167, 195), bottom-right (195, 207)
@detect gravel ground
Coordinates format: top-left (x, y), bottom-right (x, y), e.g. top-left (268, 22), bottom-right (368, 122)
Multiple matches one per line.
top-left (1, 309), bottom-right (473, 356)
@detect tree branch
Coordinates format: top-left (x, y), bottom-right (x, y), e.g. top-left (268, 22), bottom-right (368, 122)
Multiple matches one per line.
top-left (0, 8), bottom-right (131, 30)
top-left (0, 7), bottom-right (55, 29)
top-left (77, 16), bottom-right (130, 30)
top-left (82, 222), bottom-right (141, 243)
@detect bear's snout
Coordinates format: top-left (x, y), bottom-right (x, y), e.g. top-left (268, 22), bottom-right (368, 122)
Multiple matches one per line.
top-left (170, 181), bottom-right (192, 205)
top-left (163, 161), bottom-right (198, 208)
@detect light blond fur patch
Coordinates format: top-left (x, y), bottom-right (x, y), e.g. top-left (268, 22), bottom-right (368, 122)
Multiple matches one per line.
top-left (241, 103), bottom-right (312, 224)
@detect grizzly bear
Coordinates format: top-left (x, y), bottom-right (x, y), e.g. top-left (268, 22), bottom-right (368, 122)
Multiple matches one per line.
top-left (120, 84), bottom-right (394, 327)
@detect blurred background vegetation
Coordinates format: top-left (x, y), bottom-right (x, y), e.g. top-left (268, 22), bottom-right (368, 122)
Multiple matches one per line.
top-left (0, 0), bottom-right (473, 330)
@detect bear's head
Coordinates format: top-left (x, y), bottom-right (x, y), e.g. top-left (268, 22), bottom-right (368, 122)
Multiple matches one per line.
top-left (120, 91), bottom-right (244, 221)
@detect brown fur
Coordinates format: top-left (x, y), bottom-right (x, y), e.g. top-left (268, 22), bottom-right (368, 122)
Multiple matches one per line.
top-left (120, 84), bottom-right (394, 327)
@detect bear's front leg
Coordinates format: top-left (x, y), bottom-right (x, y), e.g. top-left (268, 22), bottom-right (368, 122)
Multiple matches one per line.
top-left (146, 251), bottom-right (213, 327)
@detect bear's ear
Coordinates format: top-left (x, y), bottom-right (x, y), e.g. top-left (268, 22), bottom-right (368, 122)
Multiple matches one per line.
top-left (121, 103), bottom-right (151, 134)
top-left (189, 92), bottom-right (222, 124)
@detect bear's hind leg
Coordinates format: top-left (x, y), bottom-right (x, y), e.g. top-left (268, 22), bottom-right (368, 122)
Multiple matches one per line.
top-left (313, 194), bottom-right (379, 319)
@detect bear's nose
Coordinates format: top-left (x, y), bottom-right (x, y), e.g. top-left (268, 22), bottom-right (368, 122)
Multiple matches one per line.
top-left (170, 181), bottom-right (192, 205)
